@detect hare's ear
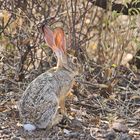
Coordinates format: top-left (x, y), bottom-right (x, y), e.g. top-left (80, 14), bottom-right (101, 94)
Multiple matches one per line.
top-left (53, 28), bottom-right (66, 53)
top-left (43, 25), bottom-right (55, 50)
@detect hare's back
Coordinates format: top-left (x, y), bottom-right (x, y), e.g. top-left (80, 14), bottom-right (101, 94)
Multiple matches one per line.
top-left (20, 71), bottom-right (58, 103)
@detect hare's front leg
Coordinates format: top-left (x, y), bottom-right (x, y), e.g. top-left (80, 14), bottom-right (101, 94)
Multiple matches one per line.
top-left (59, 95), bottom-right (66, 116)
top-left (58, 94), bottom-right (72, 126)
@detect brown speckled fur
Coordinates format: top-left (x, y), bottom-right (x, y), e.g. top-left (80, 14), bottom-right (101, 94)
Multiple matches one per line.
top-left (19, 26), bottom-right (81, 130)
top-left (18, 54), bottom-right (80, 129)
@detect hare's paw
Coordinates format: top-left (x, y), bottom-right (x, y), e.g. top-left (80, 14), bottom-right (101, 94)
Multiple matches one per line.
top-left (62, 115), bottom-right (71, 124)
top-left (52, 114), bottom-right (63, 126)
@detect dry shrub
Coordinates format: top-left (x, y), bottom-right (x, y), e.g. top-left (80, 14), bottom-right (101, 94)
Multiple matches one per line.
top-left (0, 0), bottom-right (140, 85)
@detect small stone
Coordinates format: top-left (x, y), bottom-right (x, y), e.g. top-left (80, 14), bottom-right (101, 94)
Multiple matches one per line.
top-left (105, 129), bottom-right (116, 140)
top-left (2, 129), bottom-right (10, 135)
top-left (11, 137), bottom-right (20, 140)
top-left (63, 129), bottom-right (70, 135)
top-left (118, 133), bottom-right (132, 140)
top-left (112, 120), bottom-right (128, 133)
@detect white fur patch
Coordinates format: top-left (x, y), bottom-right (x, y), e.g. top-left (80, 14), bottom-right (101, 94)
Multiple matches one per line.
top-left (23, 124), bottom-right (36, 131)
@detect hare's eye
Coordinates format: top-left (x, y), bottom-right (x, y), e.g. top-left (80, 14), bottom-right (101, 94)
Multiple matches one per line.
top-left (72, 57), bottom-right (77, 64)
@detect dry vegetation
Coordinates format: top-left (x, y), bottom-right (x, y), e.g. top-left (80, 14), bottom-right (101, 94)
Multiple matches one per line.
top-left (0, 0), bottom-right (140, 139)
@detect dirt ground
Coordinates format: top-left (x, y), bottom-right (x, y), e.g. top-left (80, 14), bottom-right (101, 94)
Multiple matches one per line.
top-left (0, 65), bottom-right (140, 140)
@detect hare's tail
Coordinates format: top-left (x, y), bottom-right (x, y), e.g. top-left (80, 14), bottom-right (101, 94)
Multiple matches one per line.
top-left (23, 123), bottom-right (36, 131)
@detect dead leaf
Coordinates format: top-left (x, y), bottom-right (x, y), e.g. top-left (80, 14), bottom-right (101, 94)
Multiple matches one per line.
top-left (0, 106), bottom-right (7, 112)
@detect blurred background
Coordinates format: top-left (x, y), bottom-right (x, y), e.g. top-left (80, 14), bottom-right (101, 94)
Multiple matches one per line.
top-left (0, 0), bottom-right (140, 139)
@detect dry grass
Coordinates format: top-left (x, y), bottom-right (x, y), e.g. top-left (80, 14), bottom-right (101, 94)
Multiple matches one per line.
top-left (0, 0), bottom-right (140, 139)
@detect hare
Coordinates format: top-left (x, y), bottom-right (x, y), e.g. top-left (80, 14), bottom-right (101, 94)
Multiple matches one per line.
top-left (18, 25), bottom-right (81, 131)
